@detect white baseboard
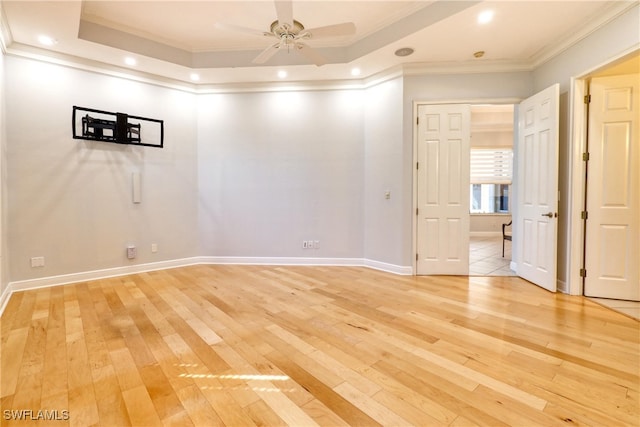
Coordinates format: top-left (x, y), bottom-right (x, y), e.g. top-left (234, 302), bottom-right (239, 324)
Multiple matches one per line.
top-left (198, 256), bottom-right (364, 267)
top-left (364, 259), bottom-right (413, 275)
top-left (0, 285), bottom-right (11, 318)
top-left (557, 279), bottom-right (568, 294)
top-left (0, 256), bottom-right (414, 316)
top-left (199, 256), bottom-right (412, 275)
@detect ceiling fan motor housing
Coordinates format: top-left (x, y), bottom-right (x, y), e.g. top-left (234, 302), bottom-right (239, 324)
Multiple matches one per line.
top-left (270, 19), bottom-right (305, 40)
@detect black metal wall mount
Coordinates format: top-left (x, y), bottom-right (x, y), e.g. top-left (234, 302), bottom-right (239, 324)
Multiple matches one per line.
top-left (72, 106), bottom-right (164, 148)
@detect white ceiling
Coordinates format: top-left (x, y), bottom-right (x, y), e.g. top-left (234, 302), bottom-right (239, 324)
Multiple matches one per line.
top-left (1, 1), bottom-right (636, 86)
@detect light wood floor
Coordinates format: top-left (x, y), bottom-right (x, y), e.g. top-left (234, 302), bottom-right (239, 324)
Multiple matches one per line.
top-left (1, 265), bottom-right (638, 426)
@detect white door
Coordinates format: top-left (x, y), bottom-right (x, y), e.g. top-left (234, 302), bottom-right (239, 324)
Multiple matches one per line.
top-left (516, 84), bottom-right (559, 291)
top-left (584, 74), bottom-right (639, 301)
top-left (416, 104), bottom-right (470, 275)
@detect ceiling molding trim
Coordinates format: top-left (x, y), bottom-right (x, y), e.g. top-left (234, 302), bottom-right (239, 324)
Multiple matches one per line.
top-left (4, 40), bottom-right (541, 96)
top-left (5, 42), bottom-right (367, 94)
top-left (194, 79), bottom-right (365, 95)
top-left (0, 3), bottom-right (13, 54)
top-left (529, 1), bottom-right (638, 69)
top-left (79, 20), bottom-right (193, 67)
top-left (346, 0), bottom-right (480, 60)
top-left (402, 60), bottom-right (533, 76)
top-left (5, 42), bottom-right (199, 94)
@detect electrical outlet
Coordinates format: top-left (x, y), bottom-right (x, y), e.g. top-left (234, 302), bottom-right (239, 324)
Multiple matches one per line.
top-left (313, 240), bottom-right (320, 249)
top-left (30, 256), bottom-right (45, 268)
top-left (127, 246), bottom-right (137, 259)
top-left (151, 243), bottom-right (158, 253)
top-left (302, 240), bottom-right (309, 249)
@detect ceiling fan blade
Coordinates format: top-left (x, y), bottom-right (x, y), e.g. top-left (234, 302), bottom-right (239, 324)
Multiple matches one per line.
top-left (299, 22), bottom-right (356, 39)
top-left (253, 42), bottom-right (281, 64)
top-left (296, 42), bottom-right (327, 67)
top-left (215, 22), bottom-right (273, 38)
top-left (274, 0), bottom-right (293, 27)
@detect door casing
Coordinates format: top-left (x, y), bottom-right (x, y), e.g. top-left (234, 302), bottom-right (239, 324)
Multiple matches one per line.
top-left (568, 48), bottom-right (640, 296)
top-left (412, 98), bottom-right (521, 274)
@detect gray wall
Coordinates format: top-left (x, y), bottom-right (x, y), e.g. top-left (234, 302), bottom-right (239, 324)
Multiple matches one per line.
top-left (363, 77), bottom-right (405, 266)
top-left (5, 57), bottom-right (199, 281)
top-left (197, 89), bottom-right (365, 259)
top-left (1, 47), bottom-right (7, 296)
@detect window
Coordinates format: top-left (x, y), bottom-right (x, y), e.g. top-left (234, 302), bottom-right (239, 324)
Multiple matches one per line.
top-left (470, 149), bottom-right (512, 213)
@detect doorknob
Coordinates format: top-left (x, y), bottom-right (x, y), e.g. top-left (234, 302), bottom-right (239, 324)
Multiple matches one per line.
top-left (541, 212), bottom-right (555, 218)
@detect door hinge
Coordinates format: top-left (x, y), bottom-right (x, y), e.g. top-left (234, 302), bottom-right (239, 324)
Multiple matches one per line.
top-left (416, 117), bottom-right (419, 125)
top-left (581, 211), bottom-right (588, 220)
top-left (580, 268), bottom-right (587, 278)
top-left (582, 152), bottom-right (590, 161)
top-left (416, 162), bottom-right (419, 170)
top-left (584, 94), bottom-right (591, 104)
top-left (416, 208), bottom-right (419, 216)
top-left (416, 253), bottom-right (419, 261)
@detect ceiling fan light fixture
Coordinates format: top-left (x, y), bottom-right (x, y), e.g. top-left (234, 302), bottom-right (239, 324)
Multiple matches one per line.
top-left (394, 47), bottom-right (414, 57)
top-left (223, 0), bottom-right (356, 66)
top-left (270, 19), bottom-right (304, 37)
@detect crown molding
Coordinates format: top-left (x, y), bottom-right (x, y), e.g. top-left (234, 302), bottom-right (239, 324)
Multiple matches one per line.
top-left (529, 1), bottom-right (638, 69)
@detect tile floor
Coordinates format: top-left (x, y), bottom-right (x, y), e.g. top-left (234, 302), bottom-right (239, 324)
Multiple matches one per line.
top-left (469, 234), bottom-right (515, 276)
top-left (588, 298), bottom-right (640, 320)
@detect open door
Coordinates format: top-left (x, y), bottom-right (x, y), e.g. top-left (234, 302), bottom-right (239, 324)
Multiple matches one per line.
top-left (515, 84), bottom-right (559, 291)
top-left (416, 104), bottom-right (470, 275)
top-left (584, 74), bottom-right (639, 300)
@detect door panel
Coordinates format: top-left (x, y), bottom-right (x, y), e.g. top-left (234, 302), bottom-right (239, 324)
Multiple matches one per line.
top-left (416, 104), bottom-right (470, 275)
top-left (516, 84), bottom-right (559, 291)
top-left (584, 74), bottom-right (639, 300)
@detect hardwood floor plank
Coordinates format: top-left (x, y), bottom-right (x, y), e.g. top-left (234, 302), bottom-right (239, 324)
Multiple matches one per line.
top-left (1, 265), bottom-right (637, 426)
top-left (265, 350), bottom-right (381, 426)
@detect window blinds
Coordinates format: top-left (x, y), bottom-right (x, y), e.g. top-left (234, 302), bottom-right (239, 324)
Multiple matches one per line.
top-left (470, 149), bottom-right (513, 184)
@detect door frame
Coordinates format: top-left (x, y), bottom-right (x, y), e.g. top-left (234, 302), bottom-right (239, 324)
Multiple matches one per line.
top-left (412, 98), bottom-right (522, 274)
top-left (567, 47), bottom-right (639, 295)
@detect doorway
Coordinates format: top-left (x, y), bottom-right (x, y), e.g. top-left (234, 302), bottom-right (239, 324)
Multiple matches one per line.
top-left (468, 104), bottom-right (515, 276)
top-left (415, 84), bottom-right (560, 291)
top-left (579, 53), bottom-right (640, 303)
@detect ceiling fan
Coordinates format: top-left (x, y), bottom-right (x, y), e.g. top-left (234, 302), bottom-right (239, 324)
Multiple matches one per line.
top-left (215, 0), bottom-right (356, 66)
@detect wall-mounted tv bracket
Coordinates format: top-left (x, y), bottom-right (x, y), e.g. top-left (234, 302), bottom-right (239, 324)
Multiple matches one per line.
top-left (72, 106), bottom-right (164, 148)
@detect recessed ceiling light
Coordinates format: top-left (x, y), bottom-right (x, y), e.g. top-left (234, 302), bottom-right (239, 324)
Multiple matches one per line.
top-left (351, 67), bottom-right (361, 77)
top-left (277, 70), bottom-right (287, 79)
top-left (190, 73), bottom-right (200, 82)
top-left (37, 35), bottom-right (57, 46)
top-left (478, 10), bottom-right (494, 25)
top-left (124, 57), bottom-right (137, 66)
top-left (394, 47), bottom-right (414, 57)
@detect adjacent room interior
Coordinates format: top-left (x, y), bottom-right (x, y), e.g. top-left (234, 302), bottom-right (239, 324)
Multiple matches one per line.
top-left (0, 1), bottom-right (638, 426)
